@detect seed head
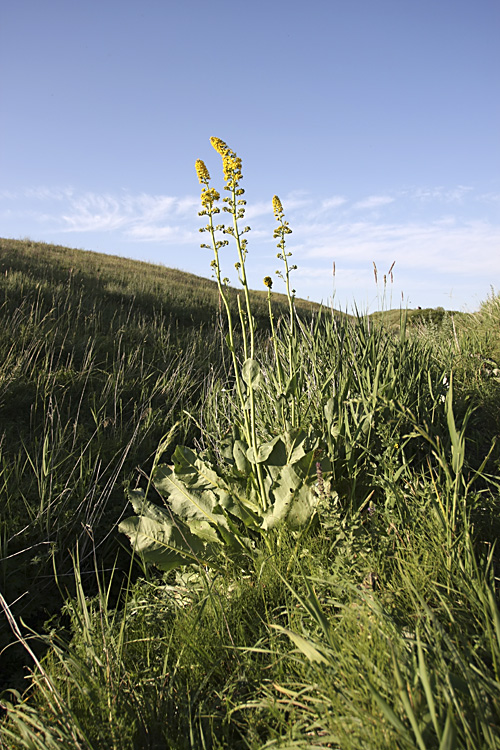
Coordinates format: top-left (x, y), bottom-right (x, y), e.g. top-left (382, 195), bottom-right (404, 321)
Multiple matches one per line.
top-left (195, 159), bottom-right (210, 184)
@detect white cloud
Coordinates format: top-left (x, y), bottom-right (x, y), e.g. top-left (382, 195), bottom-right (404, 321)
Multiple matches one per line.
top-left (24, 186), bottom-right (75, 201)
top-left (127, 224), bottom-right (199, 244)
top-left (353, 195), bottom-right (395, 210)
top-left (298, 218), bottom-right (500, 277)
top-left (412, 185), bottom-right (473, 202)
top-left (321, 196), bottom-right (347, 210)
top-left (281, 192), bottom-right (314, 212)
top-left (245, 201), bottom-right (273, 220)
top-left (56, 191), bottom-right (201, 235)
top-left (478, 192), bottom-right (500, 205)
top-left (61, 193), bottom-right (129, 232)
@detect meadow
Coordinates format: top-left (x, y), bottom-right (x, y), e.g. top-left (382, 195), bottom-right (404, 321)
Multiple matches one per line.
top-left (1, 138), bottom-right (499, 749)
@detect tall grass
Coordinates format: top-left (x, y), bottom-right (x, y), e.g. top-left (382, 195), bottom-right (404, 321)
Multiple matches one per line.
top-left (0, 239), bottom-right (230, 693)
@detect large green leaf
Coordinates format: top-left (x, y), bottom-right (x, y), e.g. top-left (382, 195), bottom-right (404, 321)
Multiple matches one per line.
top-left (218, 488), bottom-right (262, 526)
top-left (155, 463), bottom-right (225, 526)
top-left (127, 488), bottom-right (170, 522)
top-left (171, 446), bottom-right (230, 496)
top-left (246, 436), bottom-right (286, 465)
top-left (120, 428), bottom-right (330, 572)
top-left (261, 487), bottom-right (293, 530)
top-left (261, 463), bottom-right (317, 531)
top-left (284, 428), bottom-right (310, 464)
top-left (119, 500), bottom-right (214, 571)
top-left (153, 449), bottom-right (259, 556)
top-left (284, 483), bottom-right (317, 530)
top-left (233, 440), bottom-right (251, 475)
top-left (161, 445), bottom-right (254, 517)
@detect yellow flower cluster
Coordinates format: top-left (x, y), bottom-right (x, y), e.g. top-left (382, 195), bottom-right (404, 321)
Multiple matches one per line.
top-left (210, 137), bottom-right (229, 155)
top-left (263, 276), bottom-right (273, 289)
top-left (210, 137), bottom-right (242, 182)
top-left (272, 195), bottom-right (284, 220)
top-left (201, 187), bottom-right (220, 208)
top-left (223, 154), bottom-right (242, 181)
top-left (195, 159), bottom-right (210, 184)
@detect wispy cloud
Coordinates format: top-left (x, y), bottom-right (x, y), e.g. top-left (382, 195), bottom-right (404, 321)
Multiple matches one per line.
top-left (61, 193), bottom-right (130, 232)
top-left (295, 218), bottom-right (500, 276)
top-left (321, 196), bottom-right (348, 211)
top-left (411, 185), bottom-right (473, 203)
top-left (353, 195), bottom-right (395, 210)
top-left (57, 191), bottom-right (201, 239)
top-left (127, 224), bottom-right (199, 243)
top-left (25, 186), bottom-right (76, 201)
top-left (245, 201), bottom-right (274, 220)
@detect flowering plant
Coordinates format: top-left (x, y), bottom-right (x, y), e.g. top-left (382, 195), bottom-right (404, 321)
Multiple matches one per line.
top-left (120, 139), bottom-right (328, 570)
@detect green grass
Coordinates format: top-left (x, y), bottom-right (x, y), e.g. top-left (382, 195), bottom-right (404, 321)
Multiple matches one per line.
top-left (1, 237), bottom-right (499, 749)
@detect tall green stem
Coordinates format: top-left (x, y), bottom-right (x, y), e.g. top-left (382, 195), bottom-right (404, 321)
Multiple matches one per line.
top-left (206, 211), bottom-right (251, 446)
top-left (231, 184), bottom-right (255, 362)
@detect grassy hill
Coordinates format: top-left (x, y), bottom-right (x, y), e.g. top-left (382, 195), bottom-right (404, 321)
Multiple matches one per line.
top-left (1, 237), bottom-right (499, 749)
top-left (0, 237), bottom-right (321, 328)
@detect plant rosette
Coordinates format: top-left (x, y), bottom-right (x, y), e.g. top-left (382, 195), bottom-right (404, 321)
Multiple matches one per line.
top-left (119, 428), bottom-right (331, 571)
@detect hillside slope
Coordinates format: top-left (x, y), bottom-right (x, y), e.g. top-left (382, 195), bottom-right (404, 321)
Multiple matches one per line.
top-left (0, 237), bottom-right (321, 328)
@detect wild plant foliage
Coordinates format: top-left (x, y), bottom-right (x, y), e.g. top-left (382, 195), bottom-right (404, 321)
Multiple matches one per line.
top-left (120, 139), bottom-right (332, 567)
top-left (119, 139), bottom-right (453, 570)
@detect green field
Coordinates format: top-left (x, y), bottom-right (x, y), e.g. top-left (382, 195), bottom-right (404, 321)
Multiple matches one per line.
top-left (0, 224), bottom-right (499, 750)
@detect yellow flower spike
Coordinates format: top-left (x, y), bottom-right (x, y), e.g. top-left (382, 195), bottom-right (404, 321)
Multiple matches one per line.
top-left (263, 276), bottom-right (273, 289)
top-left (210, 138), bottom-right (243, 182)
top-left (210, 137), bottom-right (229, 156)
top-left (272, 195), bottom-right (284, 220)
top-left (195, 159), bottom-right (210, 184)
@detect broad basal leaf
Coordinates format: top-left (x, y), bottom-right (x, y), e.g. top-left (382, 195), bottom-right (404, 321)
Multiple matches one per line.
top-left (154, 464), bottom-right (226, 526)
top-left (170, 446), bottom-right (229, 495)
top-left (118, 514), bottom-right (213, 571)
top-left (126, 489), bottom-right (171, 522)
top-left (246, 436), bottom-right (286, 465)
top-left (233, 440), bottom-right (251, 475)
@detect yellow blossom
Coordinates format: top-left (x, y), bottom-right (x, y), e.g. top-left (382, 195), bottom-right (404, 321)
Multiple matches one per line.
top-left (222, 154), bottom-right (242, 181)
top-left (272, 195), bottom-right (284, 219)
top-left (210, 137), bottom-right (242, 181)
top-left (195, 159), bottom-right (210, 184)
top-left (201, 187), bottom-right (220, 208)
top-left (210, 137), bottom-right (229, 156)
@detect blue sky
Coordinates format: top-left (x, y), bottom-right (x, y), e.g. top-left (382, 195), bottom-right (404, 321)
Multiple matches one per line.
top-left (1, 0), bottom-right (499, 311)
